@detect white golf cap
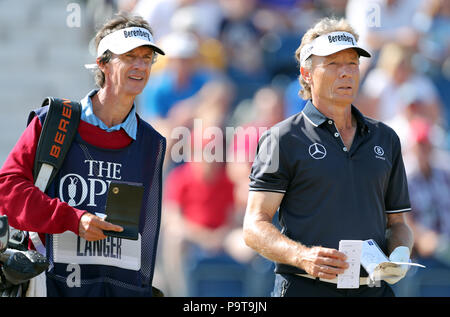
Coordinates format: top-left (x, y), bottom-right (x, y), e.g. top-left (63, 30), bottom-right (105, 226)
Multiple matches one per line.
top-left (96, 26), bottom-right (165, 58)
top-left (300, 31), bottom-right (370, 66)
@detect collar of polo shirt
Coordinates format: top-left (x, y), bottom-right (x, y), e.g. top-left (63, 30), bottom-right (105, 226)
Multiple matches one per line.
top-left (96, 27), bottom-right (165, 58)
top-left (300, 31), bottom-right (371, 66)
top-left (302, 100), bottom-right (370, 134)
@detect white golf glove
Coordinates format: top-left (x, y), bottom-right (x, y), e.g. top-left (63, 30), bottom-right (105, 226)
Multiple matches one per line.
top-left (381, 246), bottom-right (411, 284)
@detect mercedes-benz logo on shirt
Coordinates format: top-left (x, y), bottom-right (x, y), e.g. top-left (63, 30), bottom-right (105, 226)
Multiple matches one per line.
top-left (309, 143), bottom-right (327, 159)
top-left (374, 145), bottom-right (384, 156)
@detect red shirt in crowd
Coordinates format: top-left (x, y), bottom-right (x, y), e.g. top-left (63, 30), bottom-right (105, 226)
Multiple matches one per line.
top-left (164, 162), bottom-right (234, 229)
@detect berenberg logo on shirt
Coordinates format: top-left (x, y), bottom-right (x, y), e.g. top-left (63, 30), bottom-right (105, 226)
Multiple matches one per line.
top-left (328, 33), bottom-right (355, 45)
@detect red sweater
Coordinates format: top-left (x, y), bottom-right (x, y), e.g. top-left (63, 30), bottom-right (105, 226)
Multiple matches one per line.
top-left (0, 116), bottom-right (132, 243)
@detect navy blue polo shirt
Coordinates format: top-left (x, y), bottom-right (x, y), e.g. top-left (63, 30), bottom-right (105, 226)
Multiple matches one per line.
top-left (249, 100), bottom-right (411, 276)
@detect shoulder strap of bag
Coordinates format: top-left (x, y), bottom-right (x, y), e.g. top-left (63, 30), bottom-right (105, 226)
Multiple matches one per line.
top-left (31, 97), bottom-right (81, 193)
top-left (28, 97), bottom-right (81, 257)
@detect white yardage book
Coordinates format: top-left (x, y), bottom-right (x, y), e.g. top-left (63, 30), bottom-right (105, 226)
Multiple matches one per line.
top-left (337, 240), bottom-right (363, 289)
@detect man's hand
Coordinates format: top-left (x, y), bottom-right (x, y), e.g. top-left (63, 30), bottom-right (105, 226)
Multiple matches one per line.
top-left (298, 246), bottom-right (349, 280)
top-left (78, 212), bottom-right (123, 241)
top-left (381, 246), bottom-right (410, 284)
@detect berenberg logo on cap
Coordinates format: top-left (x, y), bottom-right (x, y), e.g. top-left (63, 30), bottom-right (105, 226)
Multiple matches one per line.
top-left (328, 33), bottom-right (354, 45)
top-left (123, 28), bottom-right (151, 42)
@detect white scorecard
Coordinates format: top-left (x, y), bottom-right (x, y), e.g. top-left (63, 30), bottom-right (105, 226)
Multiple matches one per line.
top-left (337, 240), bottom-right (363, 289)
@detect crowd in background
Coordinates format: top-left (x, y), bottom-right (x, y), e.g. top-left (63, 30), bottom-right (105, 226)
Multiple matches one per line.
top-left (86, 0), bottom-right (450, 297)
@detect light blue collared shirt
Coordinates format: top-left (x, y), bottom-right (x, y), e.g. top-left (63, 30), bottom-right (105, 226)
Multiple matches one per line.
top-left (80, 89), bottom-right (138, 140)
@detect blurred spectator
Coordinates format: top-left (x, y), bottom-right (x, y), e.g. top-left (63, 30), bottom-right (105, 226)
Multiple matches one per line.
top-left (229, 85), bottom-right (286, 132)
top-left (161, 79), bottom-right (234, 172)
top-left (116, 0), bottom-right (139, 13)
top-left (250, 86), bottom-right (285, 128)
top-left (162, 158), bottom-right (235, 296)
top-left (398, 119), bottom-right (450, 296)
top-left (135, 0), bottom-right (226, 70)
top-left (358, 43), bottom-right (442, 126)
top-left (86, 0), bottom-right (117, 35)
top-left (227, 86), bottom-right (286, 209)
top-left (414, 0), bottom-right (450, 67)
top-left (158, 80), bottom-right (238, 296)
top-left (346, 0), bottom-right (425, 76)
top-left (316, 0), bottom-right (348, 18)
top-left (226, 86), bottom-right (285, 225)
top-left (132, 0), bottom-right (182, 40)
top-left (218, 0), bottom-right (271, 104)
top-left (414, 0), bottom-right (450, 133)
top-left (385, 86), bottom-right (447, 166)
top-left (284, 79), bottom-right (308, 117)
top-left (137, 31), bottom-right (219, 128)
top-left (346, 0), bottom-right (424, 51)
top-left (224, 86), bottom-right (286, 296)
top-left (284, 0), bottom-right (326, 34)
top-left (169, 0), bottom-right (224, 39)
top-left (169, 3), bottom-right (227, 71)
top-left (258, 0), bottom-right (303, 9)
top-left (134, 0), bottom-right (224, 39)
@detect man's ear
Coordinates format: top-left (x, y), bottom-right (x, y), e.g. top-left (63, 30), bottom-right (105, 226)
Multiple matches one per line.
top-left (300, 66), bottom-right (312, 84)
top-left (97, 57), bottom-right (106, 73)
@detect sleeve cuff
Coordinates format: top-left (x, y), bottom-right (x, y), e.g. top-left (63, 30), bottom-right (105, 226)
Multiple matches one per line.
top-left (249, 187), bottom-right (286, 194)
top-left (70, 208), bottom-right (87, 235)
top-left (385, 207), bottom-right (411, 213)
